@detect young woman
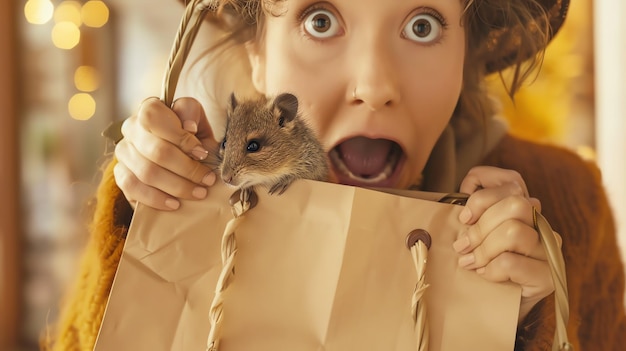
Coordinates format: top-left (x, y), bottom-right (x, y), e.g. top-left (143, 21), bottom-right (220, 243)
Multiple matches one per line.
top-left (48, 0), bottom-right (626, 350)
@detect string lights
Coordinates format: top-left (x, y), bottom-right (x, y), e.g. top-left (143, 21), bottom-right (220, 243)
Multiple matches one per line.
top-left (24, 0), bottom-right (110, 121)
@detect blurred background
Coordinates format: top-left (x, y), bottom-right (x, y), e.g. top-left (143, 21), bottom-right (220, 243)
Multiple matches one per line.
top-left (0, 0), bottom-right (624, 350)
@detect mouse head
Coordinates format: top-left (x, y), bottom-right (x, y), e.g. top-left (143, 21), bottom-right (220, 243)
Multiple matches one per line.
top-left (219, 92), bottom-right (300, 189)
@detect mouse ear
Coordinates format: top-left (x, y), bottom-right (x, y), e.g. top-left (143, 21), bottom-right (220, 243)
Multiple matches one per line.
top-left (228, 92), bottom-right (238, 114)
top-left (274, 93), bottom-right (298, 127)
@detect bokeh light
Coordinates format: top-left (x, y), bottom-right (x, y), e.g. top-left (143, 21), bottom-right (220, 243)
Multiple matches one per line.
top-left (68, 93), bottom-right (96, 120)
top-left (51, 22), bottom-right (81, 49)
top-left (24, 0), bottom-right (54, 25)
top-left (576, 145), bottom-right (597, 161)
top-left (82, 0), bottom-right (110, 28)
top-left (74, 66), bottom-right (100, 92)
top-left (54, 1), bottom-right (82, 27)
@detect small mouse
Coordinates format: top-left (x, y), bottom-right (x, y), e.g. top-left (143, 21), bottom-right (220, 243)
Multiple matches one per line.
top-left (215, 92), bottom-right (328, 195)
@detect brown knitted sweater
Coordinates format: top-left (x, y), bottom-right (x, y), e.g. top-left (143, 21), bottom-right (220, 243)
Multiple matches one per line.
top-left (46, 133), bottom-right (626, 350)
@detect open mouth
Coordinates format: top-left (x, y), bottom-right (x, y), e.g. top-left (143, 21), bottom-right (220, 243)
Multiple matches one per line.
top-left (329, 136), bottom-right (404, 187)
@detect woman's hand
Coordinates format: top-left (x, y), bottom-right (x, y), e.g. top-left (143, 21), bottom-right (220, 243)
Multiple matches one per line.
top-left (454, 166), bottom-right (559, 322)
top-left (114, 97), bottom-right (219, 210)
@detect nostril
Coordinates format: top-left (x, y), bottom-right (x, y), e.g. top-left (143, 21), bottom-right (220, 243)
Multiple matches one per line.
top-left (352, 93), bottom-right (396, 111)
top-left (221, 171), bottom-right (233, 184)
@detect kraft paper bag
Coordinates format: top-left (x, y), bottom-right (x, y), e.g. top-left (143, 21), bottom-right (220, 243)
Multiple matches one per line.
top-left (94, 179), bottom-right (521, 351)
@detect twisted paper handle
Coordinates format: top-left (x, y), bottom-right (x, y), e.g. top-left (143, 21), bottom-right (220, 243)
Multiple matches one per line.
top-left (206, 188), bottom-right (254, 351)
top-left (161, 0), bottom-right (217, 106)
top-left (407, 230), bottom-right (431, 351)
top-left (533, 207), bottom-right (573, 351)
top-left (159, 3), bottom-right (249, 350)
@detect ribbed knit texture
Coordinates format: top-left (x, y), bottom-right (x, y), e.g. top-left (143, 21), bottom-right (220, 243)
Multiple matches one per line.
top-left (43, 158), bottom-right (132, 351)
top-left (44, 135), bottom-right (626, 350)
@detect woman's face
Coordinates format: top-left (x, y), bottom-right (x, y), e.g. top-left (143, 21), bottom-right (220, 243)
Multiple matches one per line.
top-left (247, 0), bottom-right (465, 189)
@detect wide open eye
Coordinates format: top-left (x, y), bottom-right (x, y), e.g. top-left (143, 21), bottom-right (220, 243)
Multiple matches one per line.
top-left (303, 9), bottom-right (341, 39)
top-left (246, 140), bottom-right (261, 153)
top-left (402, 13), bottom-right (444, 44)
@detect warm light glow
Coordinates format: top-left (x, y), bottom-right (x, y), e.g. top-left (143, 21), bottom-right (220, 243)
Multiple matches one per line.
top-left (576, 145), bottom-right (597, 161)
top-left (51, 22), bottom-right (81, 49)
top-left (54, 1), bottom-right (82, 27)
top-left (68, 93), bottom-right (96, 120)
top-left (82, 0), bottom-right (110, 28)
top-left (74, 66), bottom-right (100, 92)
top-left (24, 0), bottom-right (54, 25)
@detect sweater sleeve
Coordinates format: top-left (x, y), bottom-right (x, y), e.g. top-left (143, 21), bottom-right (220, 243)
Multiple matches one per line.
top-left (525, 155), bottom-right (626, 351)
top-left (574, 164), bottom-right (626, 350)
top-left (484, 135), bottom-right (626, 351)
top-left (43, 158), bottom-right (134, 351)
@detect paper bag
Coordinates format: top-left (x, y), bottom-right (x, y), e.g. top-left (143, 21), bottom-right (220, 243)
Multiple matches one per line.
top-left (94, 180), bottom-right (521, 351)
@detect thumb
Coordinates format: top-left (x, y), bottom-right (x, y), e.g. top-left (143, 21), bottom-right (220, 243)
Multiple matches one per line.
top-left (171, 97), bottom-right (218, 151)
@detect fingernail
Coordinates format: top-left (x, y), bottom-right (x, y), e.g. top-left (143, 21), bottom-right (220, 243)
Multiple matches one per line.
top-left (202, 172), bottom-right (216, 186)
top-left (192, 186), bottom-right (207, 199)
top-left (191, 146), bottom-right (209, 161)
top-left (458, 253), bottom-right (475, 268)
top-left (459, 207), bottom-right (472, 224)
top-left (453, 235), bottom-right (470, 253)
top-left (165, 198), bottom-right (180, 210)
top-left (183, 120), bottom-right (198, 133)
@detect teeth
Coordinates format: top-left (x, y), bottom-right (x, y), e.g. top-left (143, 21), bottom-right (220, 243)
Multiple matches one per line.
top-left (330, 148), bottom-right (399, 184)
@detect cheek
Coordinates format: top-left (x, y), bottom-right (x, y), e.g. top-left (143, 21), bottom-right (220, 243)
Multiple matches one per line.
top-left (397, 42), bottom-right (464, 182)
top-left (260, 20), bottom-right (303, 94)
top-left (259, 35), bottom-right (342, 143)
top-left (259, 17), bottom-right (342, 100)
top-left (406, 41), bottom-right (465, 132)
top-left (412, 65), bottom-right (462, 127)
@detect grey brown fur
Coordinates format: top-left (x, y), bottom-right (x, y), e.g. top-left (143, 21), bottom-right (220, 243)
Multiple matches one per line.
top-left (215, 93), bottom-right (328, 195)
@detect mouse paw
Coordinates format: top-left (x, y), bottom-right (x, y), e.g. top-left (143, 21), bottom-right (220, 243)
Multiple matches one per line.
top-left (268, 181), bottom-right (291, 195)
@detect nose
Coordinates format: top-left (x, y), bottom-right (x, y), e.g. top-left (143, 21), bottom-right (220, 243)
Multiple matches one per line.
top-left (349, 37), bottom-right (401, 111)
top-left (221, 167), bottom-right (233, 184)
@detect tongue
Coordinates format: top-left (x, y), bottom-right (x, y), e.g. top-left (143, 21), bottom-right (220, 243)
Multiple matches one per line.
top-left (338, 137), bottom-right (393, 177)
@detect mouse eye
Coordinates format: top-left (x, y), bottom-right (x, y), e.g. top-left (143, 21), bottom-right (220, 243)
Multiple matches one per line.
top-left (220, 138), bottom-right (227, 149)
top-left (247, 140), bottom-right (261, 153)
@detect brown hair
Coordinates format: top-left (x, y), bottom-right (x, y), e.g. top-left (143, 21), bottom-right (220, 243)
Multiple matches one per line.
top-left (200, 0), bottom-right (553, 125)
top-left (457, 0), bottom-right (551, 130)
